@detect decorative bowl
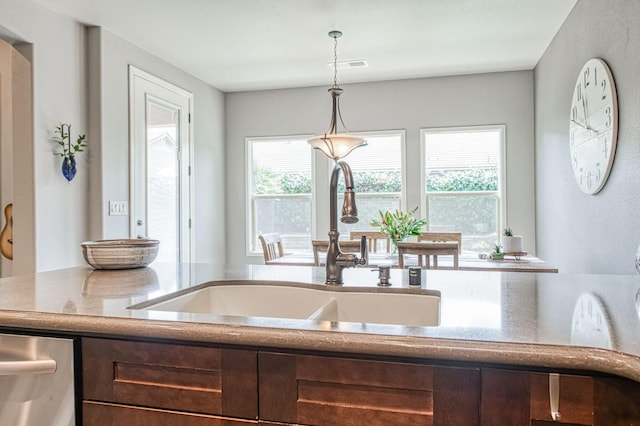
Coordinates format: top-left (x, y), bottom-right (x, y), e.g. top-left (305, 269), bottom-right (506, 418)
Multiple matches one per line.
top-left (81, 239), bottom-right (160, 269)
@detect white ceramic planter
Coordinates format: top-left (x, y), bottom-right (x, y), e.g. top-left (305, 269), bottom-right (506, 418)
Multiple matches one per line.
top-left (502, 236), bottom-right (523, 253)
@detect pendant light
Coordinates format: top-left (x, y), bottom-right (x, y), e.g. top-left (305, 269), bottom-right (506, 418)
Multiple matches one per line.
top-left (308, 30), bottom-right (366, 160)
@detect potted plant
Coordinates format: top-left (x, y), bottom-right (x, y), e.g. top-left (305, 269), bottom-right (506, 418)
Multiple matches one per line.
top-left (490, 242), bottom-right (504, 260)
top-left (501, 227), bottom-right (523, 254)
top-left (370, 207), bottom-right (427, 253)
top-left (54, 123), bottom-right (87, 182)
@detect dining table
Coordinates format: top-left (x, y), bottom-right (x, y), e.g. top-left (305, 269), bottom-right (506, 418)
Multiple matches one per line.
top-left (265, 250), bottom-right (558, 273)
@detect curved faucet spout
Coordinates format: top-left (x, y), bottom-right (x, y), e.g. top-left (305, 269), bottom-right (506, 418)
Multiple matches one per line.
top-left (330, 161), bottom-right (357, 231)
top-left (326, 160), bottom-right (367, 285)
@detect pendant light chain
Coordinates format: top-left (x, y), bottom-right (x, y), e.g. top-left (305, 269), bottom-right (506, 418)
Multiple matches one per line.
top-left (333, 35), bottom-right (339, 88)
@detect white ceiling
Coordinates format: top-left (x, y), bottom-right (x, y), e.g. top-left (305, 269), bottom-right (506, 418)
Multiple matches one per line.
top-left (33, 0), bottom-right (577, 92)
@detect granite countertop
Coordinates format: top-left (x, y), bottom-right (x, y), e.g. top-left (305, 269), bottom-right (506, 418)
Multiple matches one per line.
top-left (1, 263), bottom-right (639, 381)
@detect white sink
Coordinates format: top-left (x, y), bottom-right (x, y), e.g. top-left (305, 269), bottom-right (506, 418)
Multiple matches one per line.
top-left (307, 291), bottom-right (440, 326)
top-left (131, 282), bottom-right (440, 327)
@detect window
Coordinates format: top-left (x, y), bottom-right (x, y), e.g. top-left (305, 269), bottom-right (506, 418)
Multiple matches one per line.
top-left (247, 136), bottom-right (313, 254)
top-left (338, 131), bottom-right (405, 244)
top-left (421, 126), bottom-right (505, 253)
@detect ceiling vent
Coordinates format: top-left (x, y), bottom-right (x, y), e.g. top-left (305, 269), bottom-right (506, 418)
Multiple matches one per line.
top-left (329, 59), bottom-right (368, 70)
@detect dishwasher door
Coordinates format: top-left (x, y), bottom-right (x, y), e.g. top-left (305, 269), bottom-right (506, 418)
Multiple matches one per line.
top-left (0, 333), bottom-right (75, 426)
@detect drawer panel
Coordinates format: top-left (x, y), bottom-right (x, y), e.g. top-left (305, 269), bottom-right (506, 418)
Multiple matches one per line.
top-left (260, 352), bottom-right (435, 425)
top-left (83, 401), bottom-right (258, 425)
top-left (82, 338), bottom-right (257, 419)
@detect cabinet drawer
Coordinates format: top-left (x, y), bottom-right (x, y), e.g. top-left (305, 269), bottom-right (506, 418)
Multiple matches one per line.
top-left (259, 352), bottom-right (479, 426)
top-left (83, 401), bottom-right (258, 425)
top-left (82, 338), bottom-right (257, 419)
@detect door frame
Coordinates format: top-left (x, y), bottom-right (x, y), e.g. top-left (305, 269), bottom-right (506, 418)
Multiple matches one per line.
top-left (128, 65), bottom-right (194, 263)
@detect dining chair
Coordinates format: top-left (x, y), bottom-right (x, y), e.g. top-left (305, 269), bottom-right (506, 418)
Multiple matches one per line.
top-left (312, 239), bottom-right (364, 266)
top-left (418, 232), bottom-right (462, 254)
top-left (350, 231), bottom-right (390, 253)
top-left (397, 241), bottom-right (459, 269)
top-left (258, 233), bottom-right (284, 263)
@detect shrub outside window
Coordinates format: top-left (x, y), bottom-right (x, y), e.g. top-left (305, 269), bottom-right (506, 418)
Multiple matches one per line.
top-left (247, 136), bottom-right (312, 253)
top-left (422, 126), bottom-right (505, 253)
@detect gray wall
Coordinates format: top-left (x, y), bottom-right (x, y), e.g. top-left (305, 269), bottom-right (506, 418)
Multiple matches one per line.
top-left (0, 0), bottom-right (226, 270)
top-left (88, 28), bottom-right (227, 264)
top-left (0, 0), bottom-right (88, 271)
top-left (226, 71), bottom-right (535, 264)
top-left (535, 0), bottom-right (640, 274)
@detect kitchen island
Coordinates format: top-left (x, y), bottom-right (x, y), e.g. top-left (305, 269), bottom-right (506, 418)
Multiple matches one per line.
top-left (1, 263), bottom-right (639, 424)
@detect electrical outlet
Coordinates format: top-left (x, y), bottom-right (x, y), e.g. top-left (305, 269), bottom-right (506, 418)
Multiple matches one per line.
top-left (109, 201), bottom-right (128, 216)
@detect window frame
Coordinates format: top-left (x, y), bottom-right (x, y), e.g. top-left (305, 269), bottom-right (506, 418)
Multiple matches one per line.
top-left (419, 125), bottom-right (506, 249)
top-left (245, 134), bottom-right (315, 256)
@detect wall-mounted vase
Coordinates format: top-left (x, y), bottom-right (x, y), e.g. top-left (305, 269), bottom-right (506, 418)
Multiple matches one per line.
top-left (62, 156), bottom-right (77, 181)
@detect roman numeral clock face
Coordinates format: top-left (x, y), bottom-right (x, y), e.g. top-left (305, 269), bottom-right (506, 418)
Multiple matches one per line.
top-left (570, 58), bottom-right (618, 195)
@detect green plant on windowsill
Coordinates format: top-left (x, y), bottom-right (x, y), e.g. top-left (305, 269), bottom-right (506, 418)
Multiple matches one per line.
top-left (490, 242), bottom-right (504, 260)
top-left (501, 226), bottom-right (523, 254)
top-left (370, 206), bottom-right (427, 253)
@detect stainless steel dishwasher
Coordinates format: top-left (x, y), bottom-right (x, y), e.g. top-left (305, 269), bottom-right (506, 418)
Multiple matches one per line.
top-left (0, 333), bottom-right (75, 425)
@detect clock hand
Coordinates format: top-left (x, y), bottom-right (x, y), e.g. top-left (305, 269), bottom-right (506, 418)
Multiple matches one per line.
top-left (583, 96), bottom-right (601, 136)
top-left (582, 93), bottom-right (590, 128)
top-left (571, 119), bottom-right (588, 130)
top-left (570, 119), bottom-right (599, 135)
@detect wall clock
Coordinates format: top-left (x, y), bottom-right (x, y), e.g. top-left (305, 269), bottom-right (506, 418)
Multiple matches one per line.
top-left (569, 58), bottom-right (618, 195)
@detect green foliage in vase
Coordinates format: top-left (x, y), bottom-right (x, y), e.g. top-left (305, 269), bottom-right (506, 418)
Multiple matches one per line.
top-left (493, 243), bottom-right (502, 254)
top-left (54, 123), bottom-right (87, 158)
top-left (503, 227), bottom-right (514, 236)
top-left (370, 206), bottom-right (427, 246)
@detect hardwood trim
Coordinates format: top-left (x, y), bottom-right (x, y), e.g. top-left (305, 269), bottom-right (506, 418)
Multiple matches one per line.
top-left (258, 352), bottom-right (298, 423)
top-left (433, 366), bottom-right (480, 426)
top-left (222, 348), bottom-right (258, 419)
top-left (83, 401), bottom-right (257, 425)
top-left (480, 368), bottom-right (530, 425)
top-left (594, 376), bottom-right (640, 424)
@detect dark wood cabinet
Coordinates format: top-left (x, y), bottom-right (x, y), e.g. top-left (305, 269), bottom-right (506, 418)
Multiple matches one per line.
top-left (258, 352), bottom-right (480, 426)
top-left (481, 368), bottom-right (640, 426)
top-left (81, 337), bottom-right (640, 426)
top-left (82, 338), bottom-right (258, 424)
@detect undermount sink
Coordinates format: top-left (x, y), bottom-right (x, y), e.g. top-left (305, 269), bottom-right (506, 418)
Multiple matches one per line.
top-left (130, 282), bottom-right (441, 327)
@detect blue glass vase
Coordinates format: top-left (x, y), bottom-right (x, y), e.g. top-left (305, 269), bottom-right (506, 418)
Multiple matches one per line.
top-left (61, 156), bottom-right (77, 181)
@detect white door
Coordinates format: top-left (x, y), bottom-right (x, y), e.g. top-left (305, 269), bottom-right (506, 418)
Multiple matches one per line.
top-left (129, 66), bottom-right (193, 263)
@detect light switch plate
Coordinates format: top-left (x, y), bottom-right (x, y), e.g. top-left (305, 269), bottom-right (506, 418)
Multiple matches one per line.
top-left (109, 201), bottom-right (128, 216)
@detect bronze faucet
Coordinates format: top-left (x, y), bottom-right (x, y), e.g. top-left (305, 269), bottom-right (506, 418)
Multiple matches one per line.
top-left (325, 160), bottom-right (367, 285)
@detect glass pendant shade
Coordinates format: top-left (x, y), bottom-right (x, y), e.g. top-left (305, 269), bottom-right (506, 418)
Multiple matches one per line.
top-left (308, 133), bottom-right (365, 160)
